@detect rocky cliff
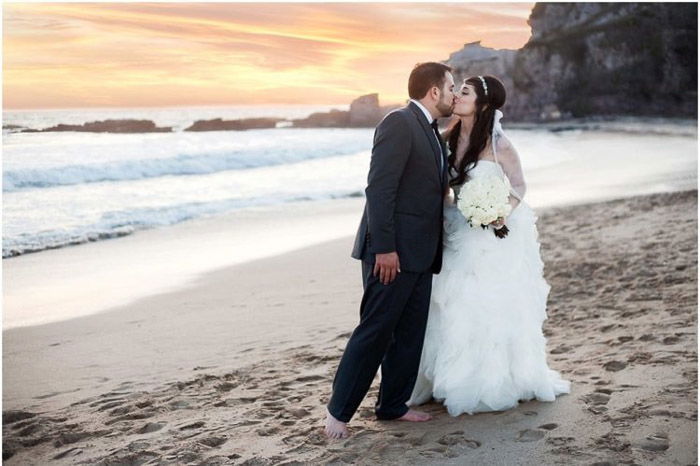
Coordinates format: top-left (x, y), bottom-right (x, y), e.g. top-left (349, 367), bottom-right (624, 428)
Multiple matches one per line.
top-left (445, 41), bottom-right (518, 104)
top-left (447, 3), bottom-right (697, 121)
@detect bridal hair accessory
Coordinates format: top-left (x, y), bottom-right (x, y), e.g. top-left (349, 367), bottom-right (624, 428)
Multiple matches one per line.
top-left (478, 76), bottom-right (488, 96)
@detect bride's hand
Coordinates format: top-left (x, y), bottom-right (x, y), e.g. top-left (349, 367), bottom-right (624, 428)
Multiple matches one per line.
top-left (490, 217), bottom-right (506, 229)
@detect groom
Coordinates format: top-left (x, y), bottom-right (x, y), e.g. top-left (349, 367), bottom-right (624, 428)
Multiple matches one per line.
top-left (324, 62), bottom-right (455, 439)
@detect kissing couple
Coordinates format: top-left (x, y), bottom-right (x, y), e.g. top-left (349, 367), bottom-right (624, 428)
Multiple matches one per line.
top-left (324, 62), bottom-right (570, 439)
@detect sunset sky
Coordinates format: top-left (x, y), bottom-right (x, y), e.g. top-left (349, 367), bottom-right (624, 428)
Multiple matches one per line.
top-left (3, 3), bottom-right (535, 109)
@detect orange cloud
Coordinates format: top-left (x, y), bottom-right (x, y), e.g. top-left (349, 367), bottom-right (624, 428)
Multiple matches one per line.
top-left (3, 3), bottom-right (535, 109)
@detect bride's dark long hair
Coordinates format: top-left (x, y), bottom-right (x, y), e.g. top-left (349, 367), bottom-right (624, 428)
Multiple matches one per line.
top-left (444, 75), bottom-right (506, 187)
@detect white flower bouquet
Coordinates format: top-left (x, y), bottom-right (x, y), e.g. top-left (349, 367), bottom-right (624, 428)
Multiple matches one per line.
top-left (456, 175), bottom-right (512, 238)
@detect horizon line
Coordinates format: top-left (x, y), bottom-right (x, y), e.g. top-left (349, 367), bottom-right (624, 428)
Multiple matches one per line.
top-left (3, 101), bottom-right (399, 112)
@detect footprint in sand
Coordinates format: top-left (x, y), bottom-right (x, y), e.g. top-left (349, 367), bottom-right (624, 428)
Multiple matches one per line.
top-left (262, 400), bottom-right (284, 408)
top-left (599, 324), bottom-right (619, 333)
top-left (594, 432), bottom-right (630, 452)
top-left (581, 391), bottom-right (611, 415)
top-left (168, 400), bottom-right (190, 409)
top-left (3, 410), bottom-right (37, 424)
top-left (547, 436), bottom-right (575, 446)
top-left (213, 399), bottom-right (237, 408)
top-left (603, 360), bottom-right (627, 372)
top-left (93, 399), bottom-right (127, 411)
top-left (235, 396), bottom-right (258, 403)
top-left (437, 430), bottom-right (482, 448)
top-left (179, 421), bottom-right (205, 430)
top-left (105, 405), bottom-right (158, 426)
top-left (15, 422), bottom-right (42, 436)
top-left (135, 422), bottom-right (165, 434)
top-left (215, 382), bottom-right (238, 392)
top-left (584, 393), bottom-right (611, 405)
top-left (403, 432), bottom-right (431, 447)
top-left (516, 429), bottom-right (546, 442)
top-left (168, 450), bottom-right (201, 463)
top-left (550, 345), bottom-right (572, 354)
top-left (256, 426), bottom-right (280, 436)
top-left (53, 430), bottom-right (96, 447)
top-left (636, 432), bottom-right (670, 452)
top-left (662, 335), bottom-right (681, 345)
top-left (295, 374), bottom-right (326, 383)
top-left (358, 407), bottom-right (375, 419)
top-left (288, 408), bottom-right (310, 418)
top-left (198, 436), bottom-right (227, 447)
top-left (52, 447), bottom-right (83, 460)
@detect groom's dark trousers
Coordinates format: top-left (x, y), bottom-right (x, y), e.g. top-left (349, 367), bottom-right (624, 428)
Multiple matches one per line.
top-left (327, 102), bottom-right (447, 422)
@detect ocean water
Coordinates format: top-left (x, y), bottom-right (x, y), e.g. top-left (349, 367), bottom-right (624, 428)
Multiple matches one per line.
top-left (2, 106), bottom-right (698, 259)
top-left (3, 105), bottom-right (369, 257)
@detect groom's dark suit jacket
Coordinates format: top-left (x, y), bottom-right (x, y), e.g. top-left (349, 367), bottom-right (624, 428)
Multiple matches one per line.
top-left (351, 101), bottom-right (447, 274)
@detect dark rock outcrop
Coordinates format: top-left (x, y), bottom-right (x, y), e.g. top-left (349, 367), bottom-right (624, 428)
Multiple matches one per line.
top-left (349, 94), bottom-right (387, 126)
top-left (24, 119), bottom-right (172, 133)
top-left (292, 94), bottom-right (400, 128)
top-left (446, 3), bottom-right (697, 121)
top-left (292, 109), bottom-right (350, 128)
top-left (184, 117), bottom-right (283, 131)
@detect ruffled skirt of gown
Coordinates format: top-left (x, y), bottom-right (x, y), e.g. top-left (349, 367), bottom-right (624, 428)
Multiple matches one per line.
top-left (408, 201), bottom-right (571, 416)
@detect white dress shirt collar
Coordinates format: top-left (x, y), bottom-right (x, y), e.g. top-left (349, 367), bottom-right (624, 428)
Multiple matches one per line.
top-left (409, 99), bottom-right (435, 125)
top-left (410, 99), bottom-right (445, 170)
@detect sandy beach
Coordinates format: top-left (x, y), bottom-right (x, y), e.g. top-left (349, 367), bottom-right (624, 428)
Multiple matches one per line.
top-left (2, 189), bottom-right (697, 465)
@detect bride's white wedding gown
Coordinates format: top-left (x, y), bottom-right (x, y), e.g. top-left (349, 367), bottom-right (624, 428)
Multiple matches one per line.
top-left (408, 138), bottom-right (571, 416)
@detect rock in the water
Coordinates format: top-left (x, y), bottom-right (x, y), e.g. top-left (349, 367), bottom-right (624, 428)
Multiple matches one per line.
top-left (292, 109), bottom-right (350, 128)
top-left (292, 94), bottom-right (399, 128)
top-left (185, 117), bottom-right (283, 131)
top-left (28, 119), bottom-right (172, 133)
top-left (349, 93), bottom-right (384, 127)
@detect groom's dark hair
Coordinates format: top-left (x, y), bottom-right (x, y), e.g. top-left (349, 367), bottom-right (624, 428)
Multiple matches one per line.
top-left (408, 62), bottom-right (452, 100)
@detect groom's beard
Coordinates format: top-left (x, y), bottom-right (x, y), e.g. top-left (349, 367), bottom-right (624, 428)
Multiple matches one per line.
top-left (436, 100), bottom-right (454, 118)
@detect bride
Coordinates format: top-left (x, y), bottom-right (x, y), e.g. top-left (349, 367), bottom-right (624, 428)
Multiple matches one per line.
top-left (408, 75), bottom-right (571, 416)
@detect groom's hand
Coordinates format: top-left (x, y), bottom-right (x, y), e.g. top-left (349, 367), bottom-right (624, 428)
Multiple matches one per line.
top-left (374, 252), bottom-right (401, 285)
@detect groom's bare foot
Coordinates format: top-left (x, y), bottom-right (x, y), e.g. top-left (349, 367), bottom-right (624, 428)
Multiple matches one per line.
top-left (324, 410), bottom-right (349, 439)
top-left (396, 409), bottom-right (432, 422)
